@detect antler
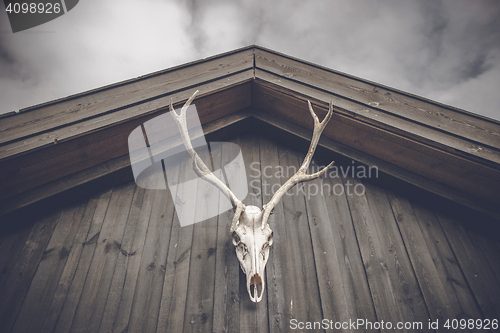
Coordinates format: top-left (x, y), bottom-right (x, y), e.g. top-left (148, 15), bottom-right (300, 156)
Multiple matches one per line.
top-left (169, 91), bottom-right (245, 231)
top-left (261, 99), bottom-right (335, 230)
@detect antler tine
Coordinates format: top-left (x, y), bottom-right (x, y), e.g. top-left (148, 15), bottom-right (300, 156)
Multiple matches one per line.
top-left (170, 91), bottom-right (245, 231)
top-left (261, 99), bottom-right (335, 230)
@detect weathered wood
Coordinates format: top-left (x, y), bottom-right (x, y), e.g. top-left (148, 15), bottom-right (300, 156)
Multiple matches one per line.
top-left (0, 79), bottom-right (252, 205)
top-left (437, 214), bottom-right (500, 320)
top-left (302, 161), bottom-right (366, 332)
top-left (252, 82), bottom-right (500, 205)
top-left (467, 232), bottom-right (500, 287)
top-left (0, 73), bottom-right (252, 162)
top-left (0, 210), bottom-right (62, 332)
top-left (105, 177), bottom-right (159, 333)
top-left (258, 136), bottom-right (287, 332)
top-left (387, 192), bottom-right (467, 329)
top-left (83, 183), bottom-right (137, 333)
top-left (11, 200), bottom-right (89, 333)
top-left (275, 145), bottom-right (324, 326)
top-left (0, 226), bottom-right (31, 291)
top-left (237, 133), bottom-right (269, 333)
top-left (69, 182), bottom-right (136, 333)
top-left (251, 108), bottom-right (500, 220)
top-left (97, 173), bottom-right (157, 333)
top-left (362, 183), bottom-right (431, 328)
top-left (0, 107), bottom-right (253, 217)
top-left (1, 131), bottom-right (500, 332)
top-left (0, 48), bottom-right (253, 145)
top-left (344, 177), bottom-right (427, 331)
top-left (212, 137), bottom-right (242, 333)
top-left (254, 47), bottom-right (500, 152)
top-left (125, 166), bottom-right (177, 332)
top-left (182, 145), bottom-right (220, 333)
top-left (155, 155), bottom-right (194, 333)
top-left (41, 189), bottom-right (112, 333)
top-left (410, 204), bottom-right (484, 323)
top-left (321, 165), bottom-right (378, 326)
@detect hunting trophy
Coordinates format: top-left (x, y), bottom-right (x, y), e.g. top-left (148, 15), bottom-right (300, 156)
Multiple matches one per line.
top-left (170, 91), bottom-right (334, 302)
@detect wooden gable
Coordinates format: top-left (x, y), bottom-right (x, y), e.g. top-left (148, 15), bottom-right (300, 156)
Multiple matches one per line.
top-left (0, 45), bottom-right (498, 220)
top-left (0, 46), bottom-right (499, 332)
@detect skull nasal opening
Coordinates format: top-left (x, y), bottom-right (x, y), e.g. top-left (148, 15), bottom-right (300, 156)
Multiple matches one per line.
top-left (249, 273), bottom-right (263, 300)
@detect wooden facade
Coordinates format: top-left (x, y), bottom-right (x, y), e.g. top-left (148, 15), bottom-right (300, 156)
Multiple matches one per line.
top-left (0, 46), bottom-right (499, 332)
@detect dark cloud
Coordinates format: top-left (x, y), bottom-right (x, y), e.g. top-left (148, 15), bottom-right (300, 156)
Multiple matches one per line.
top-left (0, 0), bottom-right (499, 120)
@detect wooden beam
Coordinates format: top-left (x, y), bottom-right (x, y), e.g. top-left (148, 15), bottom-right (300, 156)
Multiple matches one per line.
top-left (254, 46), bottom-right (500, 153)
top-left (0, 80), bottom-right (252, 202)
top-left (0, 47), bottom-right (254, 146)
top-left (252, 81), bottom-right (500, 206)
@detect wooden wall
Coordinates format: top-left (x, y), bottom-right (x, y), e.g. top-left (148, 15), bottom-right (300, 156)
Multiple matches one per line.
top-left (0, 133), bottom-right (499, 333)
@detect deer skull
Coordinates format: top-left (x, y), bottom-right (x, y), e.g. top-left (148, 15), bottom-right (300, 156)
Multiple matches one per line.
top-left (170, 90), bottom-right (334, 303)
top-left (231, 205), bottom-right (273, 303)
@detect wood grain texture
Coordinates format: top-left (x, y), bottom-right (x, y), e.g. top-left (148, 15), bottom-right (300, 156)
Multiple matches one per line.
top-left (344, 177), bottom-right (430, 332)
top-left (43, 189), bottom-right (113, 333)
top-left (387, 192), bottom-right (468, 331)
top-left (126, 163), bottom-right (177, 333)
top-left (212, 137), bottom-right (242, 333)
top-left (438, 214), bottom-right (500, 320)
top-left (182, 144), bottom-right (219, 333)
top-left (237, 133), bottom-right (269, 333)
top-left (68, 182), bottom-right (136, 333)
top-left (0, 48), bottom-right (253, 145)
top-left (0, 210), bottom-right (62, 332)
top-left (155, 155), bottom-right (194, 333)
top-left (255, 47), bottom-right (500, 152)
top-left (0, 132), bottom-right (498, 333)
top-left (275, 145), bottom-right (324, 326)
top-left (410, 204), bottom-right (484, 323)
top-left (252, 81), bottom-right (500, 205)
top-left (11, 200), bottom-right (89, 333)
top-left (0, 79), bottom-right (252, 206)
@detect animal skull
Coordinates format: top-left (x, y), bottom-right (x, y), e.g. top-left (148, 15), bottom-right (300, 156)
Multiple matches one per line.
top-left (231, 205), bottom-right (273, 302)
top-left (170, 90), bottom-right (334, 302)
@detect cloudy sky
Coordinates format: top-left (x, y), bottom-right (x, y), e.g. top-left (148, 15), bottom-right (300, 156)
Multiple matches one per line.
top-left (1, 0), bottom-right (499, 120)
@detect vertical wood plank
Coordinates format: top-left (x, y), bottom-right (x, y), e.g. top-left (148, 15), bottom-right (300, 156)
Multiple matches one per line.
top-left (259, 136), bottom-right (287, 332)
top-left (467, 231), bottom-right (500, 287)
top-left (11, 200), bottom-right (89, 333)
top-left (411, 204), bottom-right (483, 323)
top-left (182, 144), bottom-right (220, 333)
top-left (0, 226), bottom-right (31, 295)
top-left (213, 137), bottom-right (242, 333)
top-left (38, 194), bottom-right (101, 333)
top-left (276, 146), bottom-right (324, 326)
top-left (156, 155), bottom-right (194, 333)
top-left (49, 189), bottom-right (112, 333)
top-left (0, 210), bottom-right (62, 332)
top-left (98, 171), bottom-right (160, 333)
top-left (387, 192), bottom-right (468, 330)
top-left (363, 182), bottom-right (431, 328)
top-left (126, 164), bottom-right (179, 333)
top-left (84, 182), bottom-right (137, 333)
top-left (438, 214), bottom-right (500, 320)
top-left (238, 133), bottom-right (269, 333)
top-left (69, 182), bottom-right (136, 333)
top-left (344, 177), bottom-right (429, 332)
top-left (303, 161), bottom-right (367, 332)
top-left (321, 169), bottom-right (378, 326)
top-left (109, 173), bottom-right (161, 333)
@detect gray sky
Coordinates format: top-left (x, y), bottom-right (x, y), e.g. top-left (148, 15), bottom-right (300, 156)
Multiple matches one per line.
top-left (1, 0), bottom-right (499, 120)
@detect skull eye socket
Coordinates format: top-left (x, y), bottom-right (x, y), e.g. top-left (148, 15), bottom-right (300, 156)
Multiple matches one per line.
top-left (268, 231), bottom-right (273, 246)
top-left (232, 232), bottom-right (240, 246)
